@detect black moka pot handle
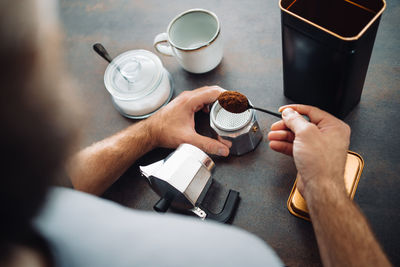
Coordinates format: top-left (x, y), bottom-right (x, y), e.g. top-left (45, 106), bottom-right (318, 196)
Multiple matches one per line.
top-left (200, 189), bottom-right (240, 223)
top-left (153, 197), bottom-right (172, 212)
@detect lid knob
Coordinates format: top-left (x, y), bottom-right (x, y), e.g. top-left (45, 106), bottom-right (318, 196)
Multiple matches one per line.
top-left (120, 58), bottom-right (142, 84)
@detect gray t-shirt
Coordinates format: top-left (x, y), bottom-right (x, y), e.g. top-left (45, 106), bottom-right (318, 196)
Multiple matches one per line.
top-left (34, 187), bottom-right (283, 267)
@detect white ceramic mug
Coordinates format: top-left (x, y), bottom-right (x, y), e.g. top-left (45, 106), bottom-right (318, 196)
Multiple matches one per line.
top-left (153, 9), bottom-right (223, 74)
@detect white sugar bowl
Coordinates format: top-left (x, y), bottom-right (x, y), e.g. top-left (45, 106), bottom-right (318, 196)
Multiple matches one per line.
top-left (104, 49), bottom-right (173, 119)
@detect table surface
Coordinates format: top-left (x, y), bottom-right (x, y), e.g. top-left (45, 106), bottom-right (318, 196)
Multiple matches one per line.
top-left (60, 1), bottom-right (400, 266)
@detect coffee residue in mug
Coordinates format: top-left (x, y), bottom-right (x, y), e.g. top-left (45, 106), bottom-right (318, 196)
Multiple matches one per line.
top-left (217, 91), bottom-right (249, 113)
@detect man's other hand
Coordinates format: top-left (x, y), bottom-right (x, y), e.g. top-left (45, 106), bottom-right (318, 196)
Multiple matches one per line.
top-left (268, 104), bottom-right (351, 200)
top-left (147, 86), bottom-right (231, 156)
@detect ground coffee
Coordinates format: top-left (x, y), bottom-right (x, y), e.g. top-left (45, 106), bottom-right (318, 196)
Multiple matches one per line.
top-left (217, 91), bottom-right (249, 113)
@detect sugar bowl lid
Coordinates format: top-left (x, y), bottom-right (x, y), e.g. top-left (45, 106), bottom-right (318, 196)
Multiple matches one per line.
top-left (104, 49), bottom-right (163, 100)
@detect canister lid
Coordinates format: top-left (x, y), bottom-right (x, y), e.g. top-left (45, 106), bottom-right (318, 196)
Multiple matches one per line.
top-left (104, 50), bottom-right (163, 100)
top-left (287, 151), bottom-right (364, 221)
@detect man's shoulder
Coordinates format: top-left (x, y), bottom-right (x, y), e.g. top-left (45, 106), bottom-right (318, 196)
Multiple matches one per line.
top-left (35, 187), bottom-right (283, 267)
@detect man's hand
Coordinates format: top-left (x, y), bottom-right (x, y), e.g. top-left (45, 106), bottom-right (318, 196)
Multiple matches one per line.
top-left (267, 104), bottom-right (350, 199)
top-left (268, 104), bottom-right (391, 267)
top-left (147, 86), bottom-right (231, 156)
top-left (68, 86), bottom-right (230, 195)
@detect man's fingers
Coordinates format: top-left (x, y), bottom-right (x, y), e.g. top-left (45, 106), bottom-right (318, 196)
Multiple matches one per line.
top-left (190, 134), bottom-right (230, 156)
top-left (280, 108), bottom-right (309, 134)
top-left (269, 141), bottom-right (293, 156)
top-left (278, 104), bottom-right (330, 125)
top-left (270, 120), bottom-right (289, 131)
top-left (268, 130), bottom-right (295, 142)
top-left (217, 136), bottom-right (233, 148)
top-left (202, 104), bottom-right (211, 113)
top-left (189, 86), bottom-right (225, 108)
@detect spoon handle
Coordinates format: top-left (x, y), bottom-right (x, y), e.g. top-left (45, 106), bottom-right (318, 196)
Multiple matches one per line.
top-left (250, 105), bottom-right (282, 118)
top-left (93, 43), bottom-right (113, 63)
top-left (93, 43), bottom-right (132, 84)
top-left (250, 105), bottom-right (311, 122)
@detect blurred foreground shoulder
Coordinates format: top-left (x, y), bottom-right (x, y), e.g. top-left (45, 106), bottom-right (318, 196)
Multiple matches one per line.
top-left (34, 187), bottom-right (283, 267)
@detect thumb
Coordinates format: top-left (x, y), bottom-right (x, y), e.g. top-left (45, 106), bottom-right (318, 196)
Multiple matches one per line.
top-left (281, 108), bottom-right (309, 134)
top-left (190, 134), bottom-right (230, 156)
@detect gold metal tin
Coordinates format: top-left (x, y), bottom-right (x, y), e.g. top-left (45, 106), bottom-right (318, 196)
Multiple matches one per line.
top-left (287, 151), bottom-right (364, 221)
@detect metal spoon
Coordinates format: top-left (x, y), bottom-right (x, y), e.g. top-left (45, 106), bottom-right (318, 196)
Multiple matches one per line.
top-left (93, 43), bottom-right (131, 83)
top-left (248, 104), bottom-right (282, 118)
top-left (217, 91), bottom-right (310, 121)
top-left (252, 103), bottom-right (310, 121)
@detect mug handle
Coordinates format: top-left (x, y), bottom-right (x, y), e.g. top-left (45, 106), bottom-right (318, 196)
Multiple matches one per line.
top-left (154, 33), bottom-right (173, 56)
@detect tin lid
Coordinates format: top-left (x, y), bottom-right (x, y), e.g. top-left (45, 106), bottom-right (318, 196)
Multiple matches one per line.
top-left (104, 50), bottom-right (163, 100)
top-left (287, 151), bottom-right (364, 221)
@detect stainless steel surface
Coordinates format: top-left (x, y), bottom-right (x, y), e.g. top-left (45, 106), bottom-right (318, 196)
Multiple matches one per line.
top-left (140, 144), bottom-right (214, 207)
top-left (214, 105), bottom-right (252, 131)
top-left (139, 160), bottom-right (164, 179)
top-left (191, 206), bottom-right (207, 220)
top-left (210, 101), bottom-right (263, 156)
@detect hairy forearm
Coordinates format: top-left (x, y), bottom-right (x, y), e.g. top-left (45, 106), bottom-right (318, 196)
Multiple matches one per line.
top-left (306, 181), bottom-right (391, 267)
top-left (67, 120), bottom-right (156, 195)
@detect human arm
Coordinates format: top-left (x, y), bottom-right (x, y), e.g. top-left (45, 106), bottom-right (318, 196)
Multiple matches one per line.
top-left (268, 105), bottom-right (391, 267)
top-left (67, 86), bottom-right (231, 196)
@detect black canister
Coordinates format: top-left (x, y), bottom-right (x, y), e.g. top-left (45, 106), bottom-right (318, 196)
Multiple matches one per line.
top-left (279, 0), bottom-right (386, 118)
